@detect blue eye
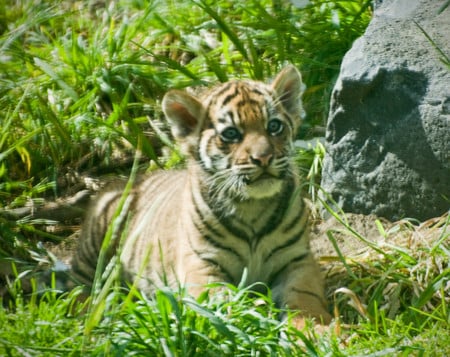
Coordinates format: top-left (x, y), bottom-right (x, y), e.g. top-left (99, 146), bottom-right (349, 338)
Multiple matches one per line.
top-left (267, 119), bottom-right (284, 135)
top-left (220, 127), bottom-right (242, 142)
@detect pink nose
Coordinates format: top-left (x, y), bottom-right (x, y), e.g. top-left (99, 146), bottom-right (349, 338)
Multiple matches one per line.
top-left (250, 153), bottom-right (273, 167)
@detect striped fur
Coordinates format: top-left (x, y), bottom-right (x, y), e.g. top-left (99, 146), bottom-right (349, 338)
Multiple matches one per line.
top-left (71, 65), bottom-right (331, 325)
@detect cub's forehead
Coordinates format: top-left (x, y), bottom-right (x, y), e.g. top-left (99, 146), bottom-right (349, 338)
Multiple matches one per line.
top-left (203, 80), bottom-right (277, 125)
top-left (205, 80), bottom-right (273, 107)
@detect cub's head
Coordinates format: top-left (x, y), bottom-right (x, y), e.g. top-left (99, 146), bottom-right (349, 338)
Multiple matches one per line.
top-left (162, 65), bottom-right (304, 201)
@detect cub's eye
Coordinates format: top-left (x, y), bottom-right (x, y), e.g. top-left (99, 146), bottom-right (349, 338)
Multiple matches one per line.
top-left (267, 119), bottom-right (284, 136)
top-left (220, 127), bottom-right (242, 142)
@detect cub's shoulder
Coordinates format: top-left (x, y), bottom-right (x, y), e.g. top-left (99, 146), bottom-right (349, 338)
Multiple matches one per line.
top-left (135, 168), bottom-right (188, 190)
top-left (96, 168), bottom-right (187, 192)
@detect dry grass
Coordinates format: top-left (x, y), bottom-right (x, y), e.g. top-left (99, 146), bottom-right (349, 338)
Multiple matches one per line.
top-left (312, 211), bottom-right (449, 329)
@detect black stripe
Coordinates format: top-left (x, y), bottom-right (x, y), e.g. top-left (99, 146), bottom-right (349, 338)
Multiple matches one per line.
top-left (196, 257), bottom-right (235, 283)
top-left (282, 201), bottom-right (306, 234)
top-left (219, 215), bottom-right (252, 243)
top-left (205, 83), bottom-right (232, 122)
top-left (227, 110), bottom-right (237, 127)
top-left (192, 193), bottom-right (247, 264)
top-left (80, 238), bottom-right (98, 264)
top-left (71, 253), bottom-right (96, 285)
top-left (217, 116), bottom-right (228, 124)
top-left (222, 91), bottom-right (239, 107)
top-left (193, 187), bottom-right (224, 231)
top-left (196, 183), bottom-right (252, 243)
top-left (265, 102), bottom-right (273, 124)
top-left (256, 197), bottom-right (287, 236)
top-left (216, 82), bottom-right (237, 105)
top-left (94, 214), bottom-right (108, 252)
top-left (218, 179), bottom-right (295, 245)
top-left (236, 98), bottom-right (260, 109)
top-left (250, 87), bottom-right (264, 96)
top-left (250, 103), bottom-right (264, 121)
top-left (267, 253), bottom-right (309, 288)
top-left (283, 112), bottom-right (294, 133)
top-left (264, 227), bottom-right (305, 261)
top-left (192, 216), bottom-right (245, 265)
top-left (255, 178), bottom-right (295, 240)
top-left (184, 224), bottom-right (235, 283)
top-left (193, 201), bottom-right (223, 238)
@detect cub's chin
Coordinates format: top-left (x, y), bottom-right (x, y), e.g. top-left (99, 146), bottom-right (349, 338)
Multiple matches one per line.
top-left (244, 177), bottom-right (284, 199)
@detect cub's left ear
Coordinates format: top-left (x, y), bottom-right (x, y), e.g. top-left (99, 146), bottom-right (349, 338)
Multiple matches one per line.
top-left (272, 65), bottom-right (304, 121)
top-left (162, 90), bottom-right (205, 140)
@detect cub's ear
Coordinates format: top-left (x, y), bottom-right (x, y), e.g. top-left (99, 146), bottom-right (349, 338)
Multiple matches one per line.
top-left (272, 65), bottom-right (304, 122)
top-left (162, 90), bottom-right (205, 140)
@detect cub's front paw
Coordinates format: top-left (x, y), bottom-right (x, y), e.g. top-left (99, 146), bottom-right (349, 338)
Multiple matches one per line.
top-left (291, 310), bottom-right (332, 332)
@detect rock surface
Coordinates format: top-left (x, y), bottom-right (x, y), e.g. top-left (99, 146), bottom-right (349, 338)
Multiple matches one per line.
top-left (320, 0), bottom-right (450, 221)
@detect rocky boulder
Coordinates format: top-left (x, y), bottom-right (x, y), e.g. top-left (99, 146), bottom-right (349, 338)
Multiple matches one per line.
top-left (320, 0), bottom-right (450, 221)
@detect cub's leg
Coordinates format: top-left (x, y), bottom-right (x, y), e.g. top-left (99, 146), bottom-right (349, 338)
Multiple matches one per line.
top-left (272, 253), bottom-right (331, 329)
top-left (178, 254), bottom-right (232, 298)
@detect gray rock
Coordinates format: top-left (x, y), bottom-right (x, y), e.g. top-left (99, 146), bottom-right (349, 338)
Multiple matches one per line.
top-left (320, 0), bottom-right (450, 221)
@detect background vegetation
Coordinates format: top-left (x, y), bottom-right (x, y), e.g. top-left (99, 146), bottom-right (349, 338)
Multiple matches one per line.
top-left (0, 0), bottom-right (448, 355)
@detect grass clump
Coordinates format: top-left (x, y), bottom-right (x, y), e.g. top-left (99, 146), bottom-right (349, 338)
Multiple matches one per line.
top-left (105, 286), bottom-right (303, 356)
top-left (321, 211), bottom-right (450, 356)
top-left (1, 279), bottom-right (335, 356)
top-left (0, 284), bottom-right (88, 355)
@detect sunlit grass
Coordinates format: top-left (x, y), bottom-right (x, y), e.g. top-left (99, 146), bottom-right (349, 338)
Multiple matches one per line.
top-left (0, 0), bottom-right (371, 188)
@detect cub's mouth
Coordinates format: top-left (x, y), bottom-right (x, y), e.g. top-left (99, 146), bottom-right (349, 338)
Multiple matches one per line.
top-left (243, 171), bottom-right (280, 185)
top-left (241, 171), bottom-right (285, 199)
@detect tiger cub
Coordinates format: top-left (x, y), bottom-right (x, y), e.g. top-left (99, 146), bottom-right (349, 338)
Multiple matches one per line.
top-left (71, 65), bottom-right (331, 327)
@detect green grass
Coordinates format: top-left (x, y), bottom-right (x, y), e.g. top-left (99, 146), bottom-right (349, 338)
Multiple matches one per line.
top-left (0, 0), bottom-right (371, 188)
top-left (0, 281), bottom-right (336, 356)
top-left (1, 0), bottom-right (449, 356)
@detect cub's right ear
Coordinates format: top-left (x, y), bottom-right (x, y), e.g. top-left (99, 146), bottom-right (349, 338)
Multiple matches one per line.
top-left (162, 90), bottom-right (205, 140)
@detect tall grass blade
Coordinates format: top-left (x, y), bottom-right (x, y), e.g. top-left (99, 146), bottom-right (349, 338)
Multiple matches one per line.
top-left (182, 297), bottom-right (236, 342)
top-left (412, 268), bottom-right (450, 309)
top-left (82, 145), bottom-right (142, 338)
top-left (326, 231), bottom-right (357, 280)
top-left (0, 127), bottom-right (43, 163)
top-left (193, 0), bottom-right (249, 61)
top-left (320, 196), bottom-right (390, 257)
top-left (34, 57), bottom-right (79, 101)
top-left (414, 20), bottom-right (450, 68)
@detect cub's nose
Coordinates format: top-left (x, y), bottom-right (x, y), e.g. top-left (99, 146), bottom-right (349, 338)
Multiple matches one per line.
top-left (250, 153), bottom-right (273, 167)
